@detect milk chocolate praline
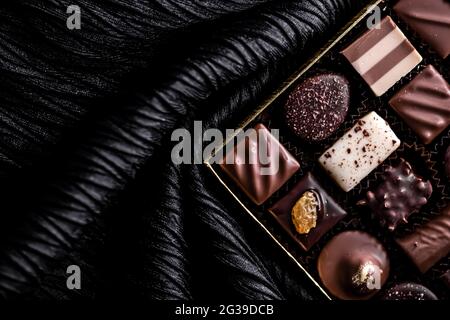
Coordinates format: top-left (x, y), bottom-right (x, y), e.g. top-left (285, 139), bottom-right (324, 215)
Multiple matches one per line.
top-left (219, 123), bottom-right (300, 205)
top-left (318, 231), bottom-right (389, 300)
top-left (394, 0), bottom-right (450, 59)
top-left (396, 204), bottom-right (450, 273)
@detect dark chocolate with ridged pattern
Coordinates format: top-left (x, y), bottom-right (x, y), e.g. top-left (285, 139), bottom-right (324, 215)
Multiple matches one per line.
top-left (269, 172), bottom-right (347, 251)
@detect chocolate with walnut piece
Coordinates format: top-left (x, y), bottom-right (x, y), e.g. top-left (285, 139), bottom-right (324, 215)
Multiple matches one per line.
top-left (358, 158), bottom-right (432, 231)
top-left (283, 73), bottom-right (350, 142)
top-left (269, 172), bottom-right (346, 251)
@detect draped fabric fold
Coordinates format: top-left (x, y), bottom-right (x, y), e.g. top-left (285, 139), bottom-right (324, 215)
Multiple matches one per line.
top-left (0, 0), bottom-right (365, 299)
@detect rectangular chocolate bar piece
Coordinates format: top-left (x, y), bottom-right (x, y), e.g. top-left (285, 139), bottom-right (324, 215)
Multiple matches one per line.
top-left (269, 172), bottom-right (347, 251)
top-left (341, 16), bottom-right (422, 96)
top-left (394, 0), bottom-right (450, 59)
top-left (219, 123), bottom-right (300, 205)
top-left (396, 204), bottom-right (450, 273)
top-left (389, 65), bottom-right (450, 145)
top-left (319, 111), bottom-right (400, 192)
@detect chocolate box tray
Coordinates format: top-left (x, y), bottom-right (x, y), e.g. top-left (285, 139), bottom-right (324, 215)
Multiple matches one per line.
top-left (204, 0), bottom-right (450, 300)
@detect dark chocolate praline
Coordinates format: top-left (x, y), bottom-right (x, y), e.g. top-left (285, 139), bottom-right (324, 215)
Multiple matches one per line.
top-left (284, 73), bottom-right (350, 142)
top-left (318, 231), bottom-right (390, 300)
top-left (358, 158), bottom-right (432, 231)
top-left (269, 172), bottom-right (347, 251)
top-left (381, 283), bottom-right (438, 300)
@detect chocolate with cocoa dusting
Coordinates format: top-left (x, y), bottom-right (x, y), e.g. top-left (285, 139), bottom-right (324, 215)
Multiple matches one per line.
top-left (284, 73), bottom-right (349, 142)
top-left (358, 158), bottom-right (432, 231)
top-left (319, 112), bottom-right (400, 192)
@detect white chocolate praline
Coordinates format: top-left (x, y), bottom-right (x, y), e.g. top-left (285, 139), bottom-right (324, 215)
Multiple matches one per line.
top-left (319, 111), bottom-right (400, 192)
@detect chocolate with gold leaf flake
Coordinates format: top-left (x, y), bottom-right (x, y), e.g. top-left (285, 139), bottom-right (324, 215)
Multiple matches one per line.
top-left (269, 172), bottom-right (346, 251)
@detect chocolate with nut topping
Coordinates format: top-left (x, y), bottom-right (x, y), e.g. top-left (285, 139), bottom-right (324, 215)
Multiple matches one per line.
top-left (269, 172), bottom-right (346, 251)
top-left (358, 158), bottom-right (432, 231)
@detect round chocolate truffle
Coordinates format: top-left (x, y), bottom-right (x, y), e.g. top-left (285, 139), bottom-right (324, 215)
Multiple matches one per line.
top-left (284, 73), bottom-right (350, 142)
top-left (317, 231), bottom-right (389, 300)
top-left (445, 145), bottom-right (450, 179)
top-left (381, 283), bottom-right (438, 300)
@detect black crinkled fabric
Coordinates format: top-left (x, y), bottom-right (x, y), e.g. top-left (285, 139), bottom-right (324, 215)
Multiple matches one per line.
top-left (0, 0), bottom-right (366, 299)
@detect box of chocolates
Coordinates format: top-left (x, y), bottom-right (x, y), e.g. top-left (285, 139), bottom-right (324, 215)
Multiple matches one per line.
top-left (205, 0), bottom-right (450, 300)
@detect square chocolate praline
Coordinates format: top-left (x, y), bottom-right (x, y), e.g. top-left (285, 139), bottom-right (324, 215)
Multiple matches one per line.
top-left (394, 0), bottom-right (450, 59)
top-left (341, 16), bottom-right (422, 97)
top-left (219, 123), bottom-right (300, 205)
top-left (269, 172), bottom-right (347, 251)
top-left (389, 65), bottom-right (450, 145)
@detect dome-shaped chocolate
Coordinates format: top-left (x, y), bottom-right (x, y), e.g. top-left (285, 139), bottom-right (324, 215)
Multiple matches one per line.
top-left (381, 283), bottom-right (438, 300)
top-left (318, 231), bottom-right (390, 300)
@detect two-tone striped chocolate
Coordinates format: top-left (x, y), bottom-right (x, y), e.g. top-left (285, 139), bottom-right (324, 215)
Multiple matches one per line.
top-left (342, 16), bottom-right (422, 97)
